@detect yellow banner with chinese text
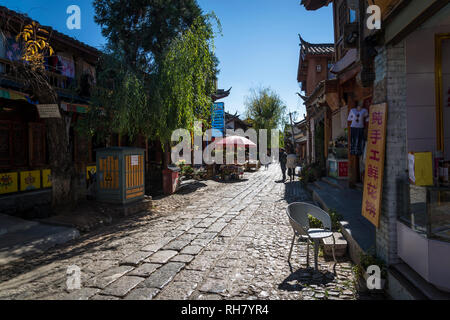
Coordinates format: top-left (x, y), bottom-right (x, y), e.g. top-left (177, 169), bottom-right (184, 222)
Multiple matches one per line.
top-left (362, 103), bottom-right (388, 228)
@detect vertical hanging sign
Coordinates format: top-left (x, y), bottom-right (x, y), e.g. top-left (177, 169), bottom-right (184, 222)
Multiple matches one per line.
top-left (211, 102), bottom-right (225, 137)
top-left (362, 103), bottom-right (388, 228)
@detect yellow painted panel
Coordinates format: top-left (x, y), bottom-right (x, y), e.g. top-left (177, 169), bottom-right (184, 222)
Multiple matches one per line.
top-left (20, 170), bottom-right (41, 191)
top-left (0, 172), bottom-right (18, 194)
top-left (86, 166), bottom-right (97, 181)
top-left (42, 169), bottom-right (52, 188)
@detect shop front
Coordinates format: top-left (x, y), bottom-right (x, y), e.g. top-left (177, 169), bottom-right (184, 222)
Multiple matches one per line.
top-left (394, 10), bottom-right (450, 292)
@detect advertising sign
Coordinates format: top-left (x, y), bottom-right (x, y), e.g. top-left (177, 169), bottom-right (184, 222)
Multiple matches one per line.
top-left (362, 103), bottom-right (388, 228)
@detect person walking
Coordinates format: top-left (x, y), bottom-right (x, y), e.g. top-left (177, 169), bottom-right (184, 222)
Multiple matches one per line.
top-left (279, 148), bottom-right (287, 181)
top-left (265, 152), bottom-right (271, 170)
top-left (286, 152), bottom-right (297, 182)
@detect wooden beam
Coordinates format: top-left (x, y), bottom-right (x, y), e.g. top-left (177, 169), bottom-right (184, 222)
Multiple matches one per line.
top-left (388, 0), bottom-right (450, 45)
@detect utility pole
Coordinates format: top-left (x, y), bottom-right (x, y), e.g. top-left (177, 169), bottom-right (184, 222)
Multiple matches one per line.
top-left (289, 112), bottom-right (296, 150)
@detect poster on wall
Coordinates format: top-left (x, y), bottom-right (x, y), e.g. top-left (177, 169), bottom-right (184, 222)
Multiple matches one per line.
top-left (37, 104), bottom-right (61, 118)
top-left (362, 103), bottom-right (388, 228)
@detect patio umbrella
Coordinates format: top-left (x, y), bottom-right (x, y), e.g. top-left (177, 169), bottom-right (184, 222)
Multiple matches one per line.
top-left (215, 136), bottom-right (257, 147)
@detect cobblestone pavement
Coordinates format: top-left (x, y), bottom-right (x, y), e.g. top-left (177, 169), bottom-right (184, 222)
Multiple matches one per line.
top-left (0, 164), bottom-right (363, 300)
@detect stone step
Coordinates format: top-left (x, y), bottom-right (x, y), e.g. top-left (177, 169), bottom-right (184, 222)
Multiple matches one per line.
top-left (0, 224), bottom-right (79, 265)
top-left (388, 263), bottom-right (450, 300)
top-left (306, 180), bottom-right (376, 265)
top-left (321, 177), bottom-right (345, 190)
top-left (0, 214), bottom-right (38, 236)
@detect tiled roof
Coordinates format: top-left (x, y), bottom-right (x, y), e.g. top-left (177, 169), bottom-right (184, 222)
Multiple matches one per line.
top-left (0, 6), bottom-right (101, 58)
top-left (301, 0), bottom-right (332, 11)
top-left (299, 35), bottom-right (334, 56)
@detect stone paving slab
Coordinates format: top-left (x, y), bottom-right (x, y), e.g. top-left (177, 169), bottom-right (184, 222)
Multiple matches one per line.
top-left (101, 275), bottom-right (144, 297)
top-left (124, 287), bottom-right (160, 300)
top-left (85, 265), bottom-right (134, 289)
top-left (162, 239), bottom-right (191, 251)
top-left (139, 262), bottom-right (185, 289)
top-left (180, 245), bottom-right (203, 255)
top-left (0, 164), bottom-right (377, 300)
top-left (145, 250), bottom-right (178, 264)
top-left (128, 263), bottom-right (161, 277)
top-left (171, 254), bottom-right (195, 263)
top-left (120, 251), bottom-right (153, 266)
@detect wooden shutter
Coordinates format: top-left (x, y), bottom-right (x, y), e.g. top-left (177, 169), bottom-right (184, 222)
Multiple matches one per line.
top-left (12, 122), bottom-right (27, 166)
top-left (28, 122), bottom-right (46, 167)
top-left (0, 120), bottom-right (12, 168)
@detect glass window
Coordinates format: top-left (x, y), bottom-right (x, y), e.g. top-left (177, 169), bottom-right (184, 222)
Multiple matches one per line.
top-left (399, 182), bottom-right (450, 242)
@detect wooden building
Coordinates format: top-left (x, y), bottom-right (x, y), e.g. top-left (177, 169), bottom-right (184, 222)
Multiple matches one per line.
top-left (0, 6), bottom-right (101, 216)
top-left (301, 0), bottom-right (450, 297)
top-left (297, 36), bottom-right (335, 166)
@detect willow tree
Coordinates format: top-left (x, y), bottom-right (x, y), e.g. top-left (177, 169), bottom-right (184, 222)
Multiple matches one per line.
top-left (79, 52), bottom-right (150, 144)
top-left (151, 15), bottom-right (220, 146)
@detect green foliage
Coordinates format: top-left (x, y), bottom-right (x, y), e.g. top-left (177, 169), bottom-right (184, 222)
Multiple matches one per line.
top-left (308, 208), bottom-right (343, 232)
top-left (244, 87), bottom-right (287, 148)
top-left (152, 15), bottom-right (220, 142)
top-left (77, 54), bottom-right (149, 142)
top-left (353, 249), bottom-right (387, 279)
top-left (299, 162), bottom-right (325, 184)
top-left (93, 0), bottom-right (204, 73)
top-left (82, 12), bottom-right (220, 145)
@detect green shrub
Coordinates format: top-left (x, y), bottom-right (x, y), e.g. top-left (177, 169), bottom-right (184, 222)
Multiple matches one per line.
top-left (353, 249), bottom-right (387, 279)
top-left (307, 208), bottom-right (343, 232)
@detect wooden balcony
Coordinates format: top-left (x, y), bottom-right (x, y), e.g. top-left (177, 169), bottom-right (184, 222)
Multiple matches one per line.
top-left (0, 57), bottom-right (76, 94)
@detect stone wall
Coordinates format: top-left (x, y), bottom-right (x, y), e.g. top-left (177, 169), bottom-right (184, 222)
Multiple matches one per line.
top-left (373, 41), bottom-right (408, 265)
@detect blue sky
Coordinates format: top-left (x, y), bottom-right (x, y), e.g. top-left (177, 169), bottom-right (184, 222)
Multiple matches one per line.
top-left (1, 0), bottom-right (334, 121)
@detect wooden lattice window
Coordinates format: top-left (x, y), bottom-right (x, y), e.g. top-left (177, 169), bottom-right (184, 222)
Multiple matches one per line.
top-left (28, 122), bottom-right (46, 167)
top-left (12, 122), bottom-right (27, 166)
top-left (0, 121), bottom-right (12, 168)
top-left (0, 121), bottom-right (28, 168)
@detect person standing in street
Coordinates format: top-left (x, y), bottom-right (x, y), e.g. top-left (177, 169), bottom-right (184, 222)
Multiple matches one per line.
top-left (286, 151), bottom-right (297, 182)
top-left (279, 148), bottom-right (287, 181)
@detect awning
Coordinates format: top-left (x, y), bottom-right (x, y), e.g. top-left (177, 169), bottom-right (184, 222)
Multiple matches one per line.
top-left (0, 88), bottom-right (28, 101)
top-left (330, 49), bottom-right (358, 74)
top-left (61, 102), bottom-right (88, 114)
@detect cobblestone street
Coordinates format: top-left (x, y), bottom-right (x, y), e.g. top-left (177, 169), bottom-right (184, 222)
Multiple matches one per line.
top-left (0, 165), bottom-right (360, 300)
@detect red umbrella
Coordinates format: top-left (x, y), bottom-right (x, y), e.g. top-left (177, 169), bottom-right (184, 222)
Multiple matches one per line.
top-left (215, 136), bottom-right (257, 147)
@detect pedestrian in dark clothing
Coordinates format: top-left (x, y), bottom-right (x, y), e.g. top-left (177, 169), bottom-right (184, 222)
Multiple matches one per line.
top-left (279, 149), bottom-right (287, 181)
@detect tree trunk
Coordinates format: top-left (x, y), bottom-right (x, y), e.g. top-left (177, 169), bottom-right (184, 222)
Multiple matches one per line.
top-left (45, 116), bottom-right (78, 211)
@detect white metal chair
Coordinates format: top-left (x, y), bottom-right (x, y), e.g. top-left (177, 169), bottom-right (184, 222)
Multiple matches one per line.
top-left (286, 202), bottom-right (336, 271)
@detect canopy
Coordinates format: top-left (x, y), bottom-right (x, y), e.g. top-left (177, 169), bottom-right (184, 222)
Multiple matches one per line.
top-left (215, 136), bottom-right (256, 147)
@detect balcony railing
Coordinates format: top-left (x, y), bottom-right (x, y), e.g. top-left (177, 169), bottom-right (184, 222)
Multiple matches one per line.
top-left (0, 57), bottom-right (76, 92)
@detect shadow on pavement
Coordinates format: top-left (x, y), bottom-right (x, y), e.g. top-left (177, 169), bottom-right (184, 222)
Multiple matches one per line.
top-left (279, 265), bottom-right (336, 292)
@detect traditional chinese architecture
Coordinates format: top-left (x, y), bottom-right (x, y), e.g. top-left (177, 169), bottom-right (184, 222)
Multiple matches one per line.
top-left (0, 6), bottom-right (101, 217)
top-left (297, 35), bottom-right (335, 167)
top-left (301, 0), bottom-right (450, 298)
